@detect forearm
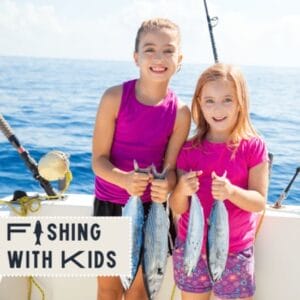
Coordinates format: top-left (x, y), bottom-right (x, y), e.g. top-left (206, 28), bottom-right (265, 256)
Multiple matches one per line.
top-left (166, 169), bottom-right (176, 193)
top-left (169, 185), bottom-right (189, 215)
top-left (92, 155), bottom-right (128, 189)
top-left (228, 185), bottom-right (266, 212)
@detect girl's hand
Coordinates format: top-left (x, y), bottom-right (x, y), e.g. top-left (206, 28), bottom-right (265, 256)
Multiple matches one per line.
top-left (150, 177), bottom-right (169, 203)
top-left (124, 171), bottom-right (152, 196)
top-left (177, 171), bottom-right (202, 197)
top-left (211, 171), bottom-right (235, 201)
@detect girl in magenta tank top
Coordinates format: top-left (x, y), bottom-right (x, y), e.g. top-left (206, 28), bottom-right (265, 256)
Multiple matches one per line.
top-left (92, 18), bottom-right (190, 300)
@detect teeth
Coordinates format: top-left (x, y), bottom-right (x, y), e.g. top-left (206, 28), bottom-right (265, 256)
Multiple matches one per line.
top-left (151, 67), bottom-right (166, 72)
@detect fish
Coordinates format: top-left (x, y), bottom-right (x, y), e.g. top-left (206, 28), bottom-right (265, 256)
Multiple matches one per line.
top-left (120, 160), bottom-right (148, 290)
top-left (33, 220), bottom-right (43, 245)
top-left (207, 200), bottom-right (229, 282)
top-left (121, 195), bottom-right (144, 289)
top-left (183, 193), bottom-right (204, 276)
top-left (142, 166), bottom-right (170, 299)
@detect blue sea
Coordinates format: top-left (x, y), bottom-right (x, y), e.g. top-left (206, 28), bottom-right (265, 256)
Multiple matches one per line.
top-left (0, 56), bottom-right (299, 205)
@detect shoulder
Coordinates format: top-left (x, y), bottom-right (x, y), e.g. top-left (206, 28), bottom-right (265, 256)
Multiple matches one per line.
top-left (101, 84), bottom-right (123, 105)
top-left (177, 99), bottom-right (190, 113)
top-left (174, 99), bottom-right (191, 129)
top-left (240, 136), bottom-right (267, 151)
top-left (239, 136), bottom-right (268, 168)
top-left (98, 84), bottom-right (123, 117)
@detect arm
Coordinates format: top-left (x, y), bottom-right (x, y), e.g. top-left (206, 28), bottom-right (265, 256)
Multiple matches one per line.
top-left (150, 102), bottom-right (191, 202)
top-left (211, 161), bottom-right (269, 212)
top-left (92, 86), bottom-right (150, 196)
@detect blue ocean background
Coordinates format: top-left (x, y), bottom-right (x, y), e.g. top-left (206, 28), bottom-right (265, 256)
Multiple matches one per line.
top-left (0, 56), bottom-right (299, 205)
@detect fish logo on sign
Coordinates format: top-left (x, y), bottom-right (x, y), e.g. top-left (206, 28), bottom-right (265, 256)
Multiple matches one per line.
top-left (33, 220), bottom-right (44, 245)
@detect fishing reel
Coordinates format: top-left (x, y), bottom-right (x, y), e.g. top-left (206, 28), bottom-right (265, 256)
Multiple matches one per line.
top-left (38, 150), bottom-right (72, 194)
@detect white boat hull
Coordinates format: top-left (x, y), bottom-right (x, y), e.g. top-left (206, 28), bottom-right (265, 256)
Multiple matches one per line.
top-left (1, 194), bottom-right (300, 300)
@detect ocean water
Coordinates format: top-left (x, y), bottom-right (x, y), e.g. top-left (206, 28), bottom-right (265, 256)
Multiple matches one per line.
top-left (0, 56), bottom-right (299, 205)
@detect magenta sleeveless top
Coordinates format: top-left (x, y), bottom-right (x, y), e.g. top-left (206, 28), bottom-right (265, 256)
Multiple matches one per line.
top-left (94, 79), bottom-right (178, 204)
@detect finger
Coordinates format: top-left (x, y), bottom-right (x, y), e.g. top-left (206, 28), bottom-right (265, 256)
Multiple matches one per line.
top-left (191, 180), bottom-right (200, 190)
top-left (151, 192), bottom-right (166, 202)
top-left (151, 190), bottom-right (164, 198)
top-left (152, 197), bottom-right (165, 203)
top-left (211, 171), bottom-right (217, 179)
top-left (135, 187), bottom-right (147, 195)
top-left (135, 172), bottom-right (151, 181)
top-left (148, 173), bottom-right (154, 182)
top-left (150, 186), bottom-right (165, 194)
top-left (185, 171), bottom-right (200, 179)
top-left (212, 180), bottom-right (225, 187)
top-left (151, 179), bottom-right (167, 188)
top-left (131, 190), bottom-right (144, 196)
top-left (196, 170), bottom-right (203, 177)
top-left (212, 191), bottom-right (221, 200)
top-left (187, 176), bottom-right (199, 184)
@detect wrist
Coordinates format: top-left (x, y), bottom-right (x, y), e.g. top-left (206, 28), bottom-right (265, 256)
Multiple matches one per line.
top-left (229, 184), bottom-right (237, 199)
top-left (116, 171), bottom-right (129, 190)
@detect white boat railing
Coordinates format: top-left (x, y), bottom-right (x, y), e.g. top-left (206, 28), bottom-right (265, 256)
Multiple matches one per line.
top-left (1, 194), bottom-right (300, 300)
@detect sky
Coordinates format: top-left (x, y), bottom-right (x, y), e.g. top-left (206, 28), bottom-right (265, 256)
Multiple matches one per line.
top-left (0, 0), bottom-right (300, 67)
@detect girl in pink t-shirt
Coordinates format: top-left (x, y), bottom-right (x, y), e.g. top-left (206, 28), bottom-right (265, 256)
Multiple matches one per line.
top-left (170, 63), bottom-right (269, 300)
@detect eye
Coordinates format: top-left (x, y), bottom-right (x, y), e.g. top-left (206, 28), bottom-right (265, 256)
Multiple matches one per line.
top-left (205, 99), bottom-right (214, 104)
top-left (144, 48), bottom-right (155, 53)
top-left (224, 97), bottom-right (233, 103)
top-left (164, 49), bottom-right (175, 54)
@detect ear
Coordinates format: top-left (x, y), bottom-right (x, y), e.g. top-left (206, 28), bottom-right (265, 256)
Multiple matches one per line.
top-left (178, 53), bottom-right (183, 65)
top-left (133, 52), bottom-right (139, 66)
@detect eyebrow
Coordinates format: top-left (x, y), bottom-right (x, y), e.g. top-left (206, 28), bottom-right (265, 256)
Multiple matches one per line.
top-left (202, 94), bottom-right (233, 99)
top-left (142, 43), bottom-right (176, 48)
top-left (142, 43), bottom-right (155, 48)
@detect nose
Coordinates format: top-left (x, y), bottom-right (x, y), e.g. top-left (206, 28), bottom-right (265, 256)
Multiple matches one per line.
top-left (213, 102), bottom-right (224, 113)
top-left (153, 51), bottom-right (163, 61)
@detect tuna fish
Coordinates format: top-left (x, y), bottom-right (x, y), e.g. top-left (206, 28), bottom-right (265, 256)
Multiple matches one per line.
top-left (120, 161), bottom-right (148, 290)
top-left (142, 166), bottom-right (170, 299)
top-left (183, 193), bottom-right (204, 276)
top-left (207, 200), bottom-right (229, 282)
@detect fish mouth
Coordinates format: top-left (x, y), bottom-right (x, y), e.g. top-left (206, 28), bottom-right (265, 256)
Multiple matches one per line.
top-left (150, 66), bottom-right (168, 73)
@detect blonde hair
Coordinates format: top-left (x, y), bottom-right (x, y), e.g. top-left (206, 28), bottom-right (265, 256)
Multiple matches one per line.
top-left (134, 18), bottom-right (181, 52)
top-left (191, 63), bottom-right (258, 148)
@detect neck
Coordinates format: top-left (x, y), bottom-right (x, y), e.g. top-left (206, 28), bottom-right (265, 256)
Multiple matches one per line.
top-left (206, 131), bottom-right (230, 143)
top-left (135, 79), bottom-right (169, 105)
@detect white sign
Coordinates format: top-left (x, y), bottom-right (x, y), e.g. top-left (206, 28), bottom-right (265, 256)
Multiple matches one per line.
top-left (0, 216), bottom-right (131, 276)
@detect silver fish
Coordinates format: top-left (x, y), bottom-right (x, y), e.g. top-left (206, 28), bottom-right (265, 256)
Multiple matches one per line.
top-left (142, 166), bottom-right (170, 299)
top-left (120, 161), bottom-right (148, 290)
top-left (183, 193), bottom-right (204, 276)
top-left (121, 195), bottom-right (144, 290)
top-left (207, 200), bottom-right (229, 282)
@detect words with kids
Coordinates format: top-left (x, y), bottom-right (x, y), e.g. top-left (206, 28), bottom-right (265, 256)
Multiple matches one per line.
top-left (0, 216), bottom-right (131, 276)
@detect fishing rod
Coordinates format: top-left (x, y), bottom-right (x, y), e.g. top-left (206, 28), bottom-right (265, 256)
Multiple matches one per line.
top-left (203, 0), bottom-right (219, 63)
top-left (0, 113), bottom-right (57, 197)
top-left (273, 167), bottom-right (300, 208)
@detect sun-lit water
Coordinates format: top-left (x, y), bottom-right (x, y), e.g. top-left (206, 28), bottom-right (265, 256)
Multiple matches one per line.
top-left (0, 56), bottom-right (299, 205)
